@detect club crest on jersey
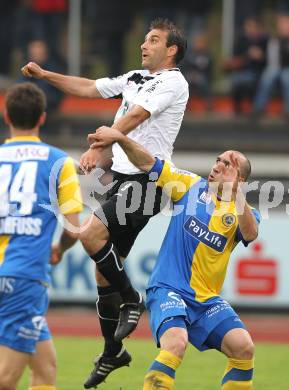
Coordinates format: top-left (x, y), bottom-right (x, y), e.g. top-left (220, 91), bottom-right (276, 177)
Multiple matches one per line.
top-left (222, 213), bottom-right (236, 227)
top-left (184, 216), bottom-right (227, 252)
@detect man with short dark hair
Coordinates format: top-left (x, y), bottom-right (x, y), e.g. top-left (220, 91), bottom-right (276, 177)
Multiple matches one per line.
top-left (92, 126), bottom-right (260, 390)
top-left (0, 82), bottom-right (82, 390)
top-left (22, 18), bottom-right (188, 387)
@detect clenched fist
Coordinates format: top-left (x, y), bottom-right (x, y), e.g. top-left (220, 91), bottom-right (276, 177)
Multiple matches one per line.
top-left (21, 62), bottom-right (45, 79)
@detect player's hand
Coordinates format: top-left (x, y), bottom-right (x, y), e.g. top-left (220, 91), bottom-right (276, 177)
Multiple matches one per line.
top-left (79, 148), bottom-right (100, 173)
top-left (50, 244), bottom-right (64, 265)
top-left (21, 62), bottom-right (45, 79)
top-left (230, 153), bottom-right (241, 200)
top-left (88, 126), bottom-right (123, 148)
top-left (222, 152), bottom-right (241, 201)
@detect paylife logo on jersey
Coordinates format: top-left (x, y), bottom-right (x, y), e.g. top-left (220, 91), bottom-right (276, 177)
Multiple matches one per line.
top-left (184, 216), bottom-right (227, 252)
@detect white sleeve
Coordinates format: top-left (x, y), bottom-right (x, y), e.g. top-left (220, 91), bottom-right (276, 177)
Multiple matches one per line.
top-left (95, 73), bottom-right (129, 98)
top-left (133, 74), bottom-right (178, 115)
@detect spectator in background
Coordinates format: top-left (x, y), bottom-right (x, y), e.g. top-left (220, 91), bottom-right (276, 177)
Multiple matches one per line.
top-left (0, 0), bottom-right (19, 88)
top-left (31, 0), bottom-right (67, 66)
top-left (234, 0), bottom-right (263, 34)
top-left (85, 0), bottom-right (135, 76)
top-left (223, 17), bottom-right (268, 115)
top-left (178, 0), bottom-right (212, 41)
top-left (181, 33), bottom-right (213, 110)
top-left (253, 13), bottom-right (289, 118)
top-left (19, 40), bottom-right (64, 113)
top-left (14, 0), bottom-right (67, 70)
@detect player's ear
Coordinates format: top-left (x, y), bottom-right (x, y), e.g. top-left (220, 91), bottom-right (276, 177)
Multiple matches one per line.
top-left (168, 44), bottom-right (177, 59)
top-left (3, 109), bottom-right (11, 125)
top-left (38, 112), bottom-right (46, 127)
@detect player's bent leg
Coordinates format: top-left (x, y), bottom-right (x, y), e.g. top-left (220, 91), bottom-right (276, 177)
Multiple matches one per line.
top-left (96, 284), bottom-right (122, 357)
top-left (80, 214), bottom-right (110, 255)
top-left (220, 328), bottom-right (254, 390)
top-left (28, 339), bottom-right (57, 390)
top-left (81, 214), bottom-right (145, 341)
top-left (143, 320), bottom-right (187, 390)
top-left (221, 328), bottom-right (255, 360)
top-left (83, 282), bottom-right (131, 389)
top-left (80, 215), bottom-right (136, 387)
top-left (160, 326), bottom-right (188, 358)
top-left (0, 346), bottom-right (29, 390)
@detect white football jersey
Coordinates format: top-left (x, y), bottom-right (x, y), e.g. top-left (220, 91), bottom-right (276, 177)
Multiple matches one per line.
top-left (95, 68), bottom-right (189, 174)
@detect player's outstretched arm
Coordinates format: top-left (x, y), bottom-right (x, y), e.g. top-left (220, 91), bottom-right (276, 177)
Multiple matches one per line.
top-left (92, 127), bottom-right (155, 172)
top-left (21, 61), bottom-right (102, 98)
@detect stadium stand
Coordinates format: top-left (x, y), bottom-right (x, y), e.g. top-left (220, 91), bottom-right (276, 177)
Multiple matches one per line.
top-left (1, 93), bottom-right (289, 153)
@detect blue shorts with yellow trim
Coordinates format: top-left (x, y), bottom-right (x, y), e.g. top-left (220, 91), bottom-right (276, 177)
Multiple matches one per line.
top-left (0, 277), bottom-right (51, 353)
top-left (146, 286), bottom-right (245, 351)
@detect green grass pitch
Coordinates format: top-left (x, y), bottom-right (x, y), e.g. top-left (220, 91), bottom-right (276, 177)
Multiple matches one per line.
top-left (18, 337), bottom-right (289, 389)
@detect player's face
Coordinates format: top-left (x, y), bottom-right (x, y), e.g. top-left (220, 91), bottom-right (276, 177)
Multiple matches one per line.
top-left (141, 29), bottom-right (172, 72)
top-left (208, 151), bottom-right (240, 185)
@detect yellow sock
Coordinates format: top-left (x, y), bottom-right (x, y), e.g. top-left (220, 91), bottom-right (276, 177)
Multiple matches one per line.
top-left (221, 358), bottom-right (254, 389)
top-left (28, 386), bottom-right (56, 390)
top-left (143, 350), bottom-right (182, 390)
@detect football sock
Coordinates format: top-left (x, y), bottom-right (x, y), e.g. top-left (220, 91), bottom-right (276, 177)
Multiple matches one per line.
top-left (28, 386), bottom-right (56, 390)
top-left (143, 350), bottom-right (182, 390)
top-left (221, 358), bottom-right (254, 389)
top-left (91, 241), bottom-right (139, 303)
top-left (97, 286), bottom-right (123, 357)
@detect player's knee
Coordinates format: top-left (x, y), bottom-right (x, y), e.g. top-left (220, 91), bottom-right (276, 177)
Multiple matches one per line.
top-left (79, 220), bottom-right (97, 247)
top-left (170, 330), bottom-right (187, 357)
top-left (161, 328), bottom-right (188, 358)
top-left (239, 339), bottom-right (255, 360)
top-left (232, 338), bottom-right (255, 360)
top-left (31, 357), bottom-right (57, 385)
top-left (79, 216), bottom-right (108, 252)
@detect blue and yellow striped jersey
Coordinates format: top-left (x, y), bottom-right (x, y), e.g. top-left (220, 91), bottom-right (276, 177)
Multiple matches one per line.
top-left (148, 159), bottom-right (260, 302)
top-left (0, 136), bottom-right (83, 283)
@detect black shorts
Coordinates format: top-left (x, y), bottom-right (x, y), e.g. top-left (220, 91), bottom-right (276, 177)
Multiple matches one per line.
top-left (94, 170), bottom-right (166, 257)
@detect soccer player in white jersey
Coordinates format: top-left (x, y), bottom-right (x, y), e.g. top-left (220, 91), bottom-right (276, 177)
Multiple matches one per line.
top-left (21, 18), bottom-right (189, 387)
top-left (0, 83), bottom-right (83, 390)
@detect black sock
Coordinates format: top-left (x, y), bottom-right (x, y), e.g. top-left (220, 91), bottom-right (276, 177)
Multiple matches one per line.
top-left (91, 241), bottom-right (139, 303)
top-left (97, 286), bottom-right (122, 357)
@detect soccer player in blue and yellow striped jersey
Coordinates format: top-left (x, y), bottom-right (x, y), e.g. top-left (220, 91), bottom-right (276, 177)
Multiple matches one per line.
top-left (0, 83), bottom-right (83, 390)
top-left (92, 126), bottom-right (260, 390)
